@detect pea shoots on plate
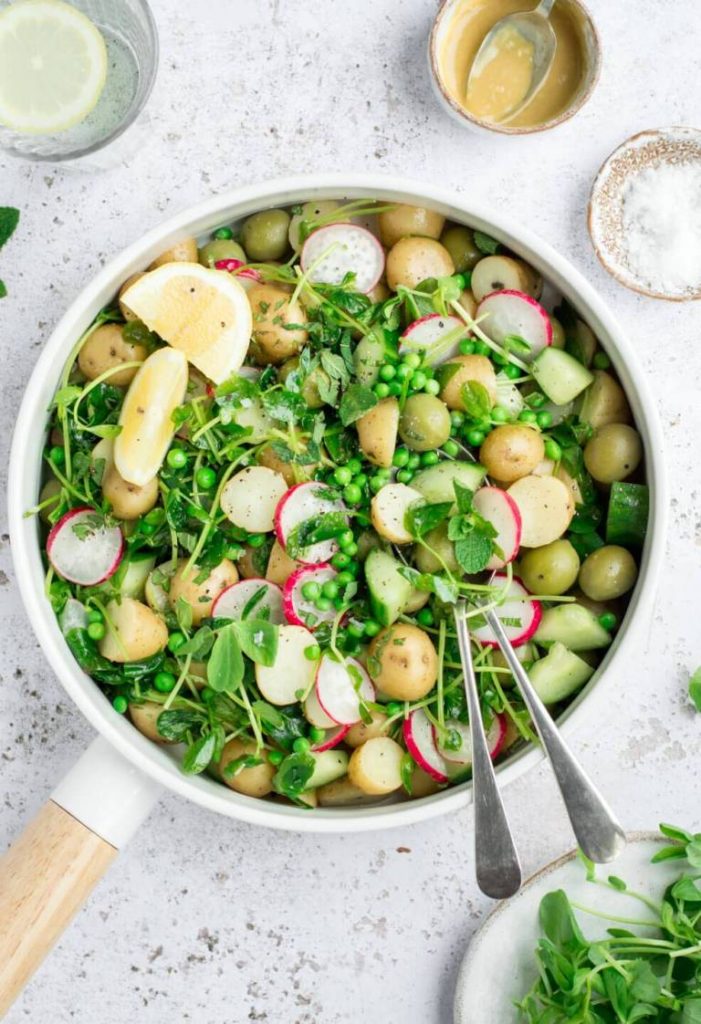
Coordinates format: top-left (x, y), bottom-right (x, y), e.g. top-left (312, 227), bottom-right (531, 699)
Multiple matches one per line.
top-left (34, 198), bottom-right (649, 809)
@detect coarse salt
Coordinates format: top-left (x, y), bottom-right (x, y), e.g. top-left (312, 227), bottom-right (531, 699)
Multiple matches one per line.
top-left (620, 162), bottom-right (701, 295)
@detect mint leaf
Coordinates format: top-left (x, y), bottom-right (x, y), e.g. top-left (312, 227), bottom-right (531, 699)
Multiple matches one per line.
top-left (0, 207), bottom-right (19, 249)
top-left (461, 380), bottom-right (492, 420)
top-left (689, 667), bottom-right (701, 712)
top-left (453, 480), bottom-right (475, 515)
top-left (454, 532), bottom-right (493, 574)
top-left (339, 383), bottom-right (378, 425)
top-left (405, 500), bottom-right (451, 538)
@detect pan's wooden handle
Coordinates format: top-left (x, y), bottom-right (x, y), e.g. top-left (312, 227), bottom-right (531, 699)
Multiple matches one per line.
top-left (0, 736), bottom-right (161, 1017)
top-left (0, 801), bottom-right (116, 1017)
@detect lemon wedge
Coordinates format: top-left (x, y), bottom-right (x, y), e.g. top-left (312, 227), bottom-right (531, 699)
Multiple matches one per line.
top-left (114, 347), bottom-right (188, 487)
top-left (120, 263), bottom-right (253, 385)
top-left (0, 0), bottom-right (107, 135)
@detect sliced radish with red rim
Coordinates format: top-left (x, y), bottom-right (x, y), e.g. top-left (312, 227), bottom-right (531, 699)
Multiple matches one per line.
top-left (471, 575), bottom-right (542, 648)
top-left (283, 563), bottom-right (338, 629)
top-left (315, 654), bottom-right (375, 726)
top-left (214, 258), bottom-right (262, 290)
top-left (311, 723), bottom-right (350, 753)
top-left (476, 290), bottom-right (552, 361)
top-left (403, 709), bottom-right (448, 783)
top-left (434, 714), bottom-right (506, 765)
top-left (211, 578), bottom-right (284, 624)
top-left (47, 507), bottom-right (124, 586)
top-left (304, 687), bottom-right (337, 729)
top-left (473, 487), bottom-right (522, 570)
top-left (274, 482), bottom-right (347, 565)
top-left (399, 314), bottom-right (468, 366)
top-left (300, 224), bottom-right (385, 294)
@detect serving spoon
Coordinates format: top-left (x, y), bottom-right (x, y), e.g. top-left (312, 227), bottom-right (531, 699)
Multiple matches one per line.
top-left (466, 0), bottom-right (557, 123)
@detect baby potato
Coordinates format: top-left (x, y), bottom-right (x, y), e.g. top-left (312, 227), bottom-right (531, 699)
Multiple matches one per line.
top-left (348, 737), bottom-right (405, 795)
top-left (386, 237), bottom-right (455, 291)
top-left (379, 204), bottom-right (445, 248)
top-left (149, 237), bottom-right (198, 269)
top-left (410, 765), bottom-right (442, 798)
top-left (219, 738), bottom-right (275, 798)
top-left (118, 273), bottom-right (145, 321)
top-left (480, 424), bottom-right (545, 482)
top-left (265, 540), bottom-right (301, 586)
top-left (345, 709), bottom-right (390, 749)
top-left (550, 316), bottom-right (566, 349)
top-left (507, 475), bottom-right (575, 548)
top-left (471, 255), bottom-right (541, 303)
top-left (414, 524), bottom-right (460, 574)
top-left (168, 558), bottom-right (239, 625)
top-left (102, 462), bottom-right (158, 520)
top-left (99, 598), bottom-right (168, 663)
top-left (288, 200), bottom-right (342, 251)
top-left (439, 354), bottom-right (497, 410)
top-left (369, 623), bottom-right (438, 701)
top-left (584, 424), bottom-right (643, 484)
top-left (457, 288), bottom-right (477, 319)
top-left (367, 279), bottom-right (391, 304)
top-left (129, 702), bottom-right (173, 744)
top-left (579, 371), bottom-right (632, 430)
top-left (578, 545), bottom-right (638, 601)
top-left (248, 284), bottom-right (308, 365)
top-left (220, 465), bottom-right (287, 533)
top-left (398, 394), bottom-right (451, 452)
top-left (440, 225), bottom-right (482, 273)
top-left (237, 544), bottom-right (263, 579)
top-left (519, 539), bottom-right (580, 595)
top-left (371, 482), bottom-right (423, 544)
top-left (198, 238), bottom-right (247, 267)
top-left (356, 397), bottom-right (399, 468)
top-left (317, 776), bottom-right (383, 807)
top-left (241, 209), bottom-right (291, 261)
top-left (402, 587), bottom-right (430, 614)
top-left (38, 477), bottom-right (62, 524)
top-left (78, 323), bottom-right (147, 387)
top-left (257, 443), bottom-right (297, 486)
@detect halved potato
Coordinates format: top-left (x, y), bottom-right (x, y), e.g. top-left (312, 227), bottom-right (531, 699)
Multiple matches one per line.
top-left (220, 466), bottom-right (287, 533)
top-left (371, 483), bottom-right (423, 544)
top-left (348, 737), bottom-right (404, 795)
top-left (507, 475), bottom-right (575, 548)
top-left (356, 398), bottom-right (399, 468)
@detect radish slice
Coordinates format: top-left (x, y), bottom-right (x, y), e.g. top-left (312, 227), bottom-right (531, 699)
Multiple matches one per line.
top-left (300, 224), bottom-right (385, 294)
top-left (255, 624), bottom-right (317, 705)
top-left (211, 578), bottom-right (284, 624)
top-left (274, 482), bottom-right (347, 565)
top-left (315, 654), bottom-right (375, 726)
top-left (59, 597), bottom-right (88, 635)
top-left (311, 723), bottom-right (351, 753)
top-left (214, 258), bottom-right (263, 291)
top-left (403, 709), bottom-right (448, 783)
top-left (399, 314), bottom-right (468, 366)
top-left (471, 575), bottom-right (542, 648)
top-left (283, 563), bottom-right (338, 629)
top-left (47, 507), bottom-right (124, 586)
top-left (434, 714), bottom-right (506, 765)
top-left (473, 487), bottom-right (522, 570)
top-left (476, 290), bottom-right (552, 361)
top-left (304, 686), bottom-right (337, 729)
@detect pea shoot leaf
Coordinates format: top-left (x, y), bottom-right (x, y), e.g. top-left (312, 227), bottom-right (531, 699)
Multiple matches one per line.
top-left (156, 709), bottom-right (206, 742)
top-left (263, 704), bottom-right (308, 751)
top-left (272, 751), bottom-right (315, 800)
top-left (207, 623), bottom-right (244, 693)
top-left (397, 565), bottom-right (459, 604)
top-left (223, 754), bottom-right (263, 779)
top-left (339, 383), bottom-right (378, 426)
top-left (182, 732), bottom-right (217, 774)
top-left (234, 619), bottom-right (278, 667)
top-left (688, 667), bottom-right (701, 713)
top-left (0, 207), bottom-right (19, 249)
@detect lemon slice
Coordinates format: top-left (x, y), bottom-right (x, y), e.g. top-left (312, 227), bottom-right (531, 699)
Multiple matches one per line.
top-left (0, 0), bottom-right (107, 135)
top-left (120, 263), bottom-right (253, 385)
top-left (114, 347), bottom-right (188, 487)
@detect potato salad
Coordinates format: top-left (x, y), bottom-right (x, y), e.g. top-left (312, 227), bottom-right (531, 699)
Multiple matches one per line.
top-left (36, 198), bottom-right (649, 808)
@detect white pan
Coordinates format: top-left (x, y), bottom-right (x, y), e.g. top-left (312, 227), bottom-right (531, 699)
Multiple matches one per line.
top-left (1, 174), bottom-right (666, 1014)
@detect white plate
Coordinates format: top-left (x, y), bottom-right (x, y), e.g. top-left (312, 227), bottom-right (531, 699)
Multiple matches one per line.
top-left (454, 833), bottom-right (681, 1024)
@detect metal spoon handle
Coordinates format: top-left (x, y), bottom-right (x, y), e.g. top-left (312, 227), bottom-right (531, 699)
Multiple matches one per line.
top-left (535, 0), bottom-right (556, 17)
top-left (454, 604), bottom-right (522, 899)
top-left (483, 607), bottom-right (626, 863)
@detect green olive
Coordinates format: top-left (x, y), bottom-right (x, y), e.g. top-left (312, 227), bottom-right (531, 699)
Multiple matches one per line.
top-left (414, 525), bottom-right (459, 574)
top-left (241, 209), bottom-right (291, 261)
top-left (439, 226), bottom-right (482, 273)
top-left (278, 356), bottom-right (328, 409)
top-left (198, 238), bottom-right (247, 267)
top-left (398, 394), bottom-right (451, 452)
top-left (584, 424), bottom-right (643, 484)
top-left (578, 545), bottom-right (638, 601)
top-left (519, 539), bottom-right (580, 595)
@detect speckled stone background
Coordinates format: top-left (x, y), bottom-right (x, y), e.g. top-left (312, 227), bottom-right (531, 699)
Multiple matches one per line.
top-left (1, 2), bottom-right (700, 1022)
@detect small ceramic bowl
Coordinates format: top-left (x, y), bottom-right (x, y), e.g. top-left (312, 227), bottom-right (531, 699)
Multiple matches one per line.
top-left (588, 126), bottom-right (701, 301)
top-left (428, 0), bottom-right (601, 136)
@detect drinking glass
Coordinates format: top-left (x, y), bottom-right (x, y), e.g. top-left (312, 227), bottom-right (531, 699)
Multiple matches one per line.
top-left (0, 0), bottom-right (158, 162)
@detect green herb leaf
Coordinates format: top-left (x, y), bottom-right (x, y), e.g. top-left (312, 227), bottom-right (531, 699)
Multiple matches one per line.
top-left (272, 751), bottom-right (315, 800)
top-left (182, 732), bottom-right (217, 774)
top-left (339, 383), bottom-right (378, 425)
top-left (175, 626), bottom-right (215, 659)
top-left (539, 890), bottom-right (586, 951)
top-left (207, 623), bottom-right (244, 693)
top-left (175, 595), bottom-right (193, 632)
top-left (0, 207), bottom-right (20, 249)
top-left (473, 229), bottom-right (499, 255)
top-left (234, 618), bottom-right (278, 667)
top-left (461, 380), bottom-right (492, 420)
top-left (689, 667), bottom-right (701, 713)
top-left (454, 533), bottom-right (493, 574)
top-left (0, 280), bottom-right (6, 299)
top-left (453, 480), bottom-right (475, 516)
top-left (405, 501), bottom-right (451, 539)
top-left (223, 754), bottom-right (263, 779)
top-left (400, 752), bottom-right (414, 795)
top-left (285, 508), bottom-right (347, 560)
top-left (156, 709), bottom-right (206, 742)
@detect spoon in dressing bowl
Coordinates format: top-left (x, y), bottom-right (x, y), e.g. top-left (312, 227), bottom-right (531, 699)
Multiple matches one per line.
top-left (466, 0), bottom-right (557, 124)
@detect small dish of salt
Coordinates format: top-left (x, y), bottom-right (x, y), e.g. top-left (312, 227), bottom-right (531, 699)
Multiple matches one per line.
top-left (588, 126), bottom-right (701, 301)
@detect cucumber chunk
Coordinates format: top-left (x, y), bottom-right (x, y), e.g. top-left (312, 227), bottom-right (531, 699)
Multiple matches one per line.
top-left (306, 750), bottom-right (349, 789)
top-left (531, 347), bottom-right (594, 406)
top-left (529, 641), bottom-right (595, 704)
top-left (606, 481), bottom-right (649, 547)
top-left (411, 461), bottom-right (485, 506)
top-left (364, 549), bottom-right (413, 626)
top-left (534, 603), bottom-right (611, 651)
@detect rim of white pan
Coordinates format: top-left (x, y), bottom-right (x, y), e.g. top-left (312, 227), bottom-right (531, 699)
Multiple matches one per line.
top-left (8, 173), bottom-right (667, 833)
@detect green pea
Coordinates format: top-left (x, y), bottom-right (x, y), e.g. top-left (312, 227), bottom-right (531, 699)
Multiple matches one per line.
top-left (338, 530), bottom-right (355, 550)
top-left (154, 671), bottom-right (177, 693)
top-left (167, 448), bottom-right (187, 469)
top-left (336, 570), bottom-right (354, 587)
top-left (347, 620), bottom-right (365, 639)
top-left (396, 363), bottom-right (412, 381)
top-left (393, 448), bottom-right (410, 468)
top-left (492, 406), bottom-right (509, 423)
top-left (379, 364), bottom-right (396, 381)
top-left (593, 352), bottom-right (611, 370)
top-left (343, 542), bottom-right (359, 558)
top-left (396, 469), bottom-right (413, 484)
top-left (346, 559), bottom-right (360, 575)
top-left (544, 439), bottom-right (562, 461)
top-left (87, 609), bottom-right (103, 624)
top-left (407, 453), bottom-right (421, 470)
top-left (536, 410), bottom-right (553, 429)
top-left (364, 620), bottom-right (381, 637)
top-left (411, 371), bottom-right (427, 391)
top-left (293, 737), bottom-right (311, 754)
top-left (416, 608), bottom-right (434, 627)
top-left (322, 580), bottom-right (339, 600)
top-left (347, 459), bottom-right (362, 475)
top-left (49, 445), bottom-right (65, 466)
top-left (519, 410), bottom-right (538, 424)
top-left (268, 749), bottom-right (284, 765)
top-left (332, 551), bottom-right (351, 569)
top-left (450, 411), bottom-right (465, 429)
top-left (442, 439), bottom-right (460, 457)
top-left (301, 581), bottom-right (321, 601)
top-left (196, 467), bottom-right (217, 489)
top-left (466, 428), bottom-right (485, 446)
top-left (343, 483), bottom-right (362, 505)
top-left (334, 465), bottom-right (352, 486)
top-left (370, 475), bottom-right (385, 494)
top-left (473, 340), bottom-right (490, 356)
top-left (388, 382), bottom-right (403, 396)
top-left (527, 392), bottom-right (546, 408)
top-left (308, 727), bottom-right (326, 744)
top-left (492, 352), bottom-right (508, 367)
top-left (168, 632), bottom-right (186, 653)
top-left (354, 473), bottom-right (368, 488)
top-left (385, 701), bottom-right (403, 716)
top-left (459, 338), bottom-right (475, 356)
top-left (304, 643), bottom-right (321, 661)
top-left (403, 352), bottom-right (421, 369)
top-left (424, 378), bottom-right (440, 395)
top-left (421, 451), bottom-right (440, 466)
top-left (112, 695), bottom-right (128, 714)
top-left (214, 227), bottom-right (233, 240)
top-left (599, 611), bottom-right (618, 630)
top-left (87, 621), bottom-right (106, 641)
top-left (374, 382), bottom-right (390, 398)
top-left (504, 363), bottom-right (521, 380)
